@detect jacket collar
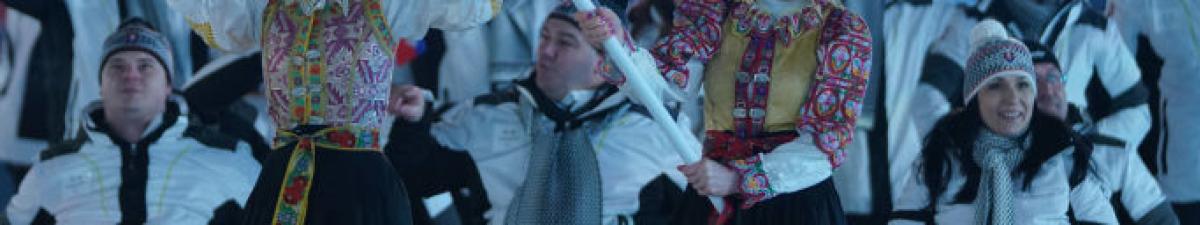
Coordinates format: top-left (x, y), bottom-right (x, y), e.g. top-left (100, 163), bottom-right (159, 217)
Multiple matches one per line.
top-left (514, 75), bottom-right (628, 131)
top-left (83, 101), bottom-right (187, 147)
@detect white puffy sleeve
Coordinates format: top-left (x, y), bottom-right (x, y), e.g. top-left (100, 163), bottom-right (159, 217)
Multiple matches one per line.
top-left (383, 0), bottom-right (500, 42)
top-left (165, 0), bottom-right (266, 53)
top-left (760, 136), bottom-right (834, 195)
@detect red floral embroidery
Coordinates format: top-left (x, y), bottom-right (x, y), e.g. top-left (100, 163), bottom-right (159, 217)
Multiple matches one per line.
top-left (292, 107), bottom-right (306, 119)
top-left (326, 130), bottom-right (356, 147)
top-left (704, 131), bottom-right (797, 162)
top-left (796, 7), bottom-right (871, 169)
top-left (651, 0), bottom-right (727, 91)
top-left (730, 155), bottom-right (775, 208)
top-left (300, 138), bottom-right (314, 149)
top-left (651, 1), bottom-right (871, 211)
top-left (283, 177), bottom-right (308, 204)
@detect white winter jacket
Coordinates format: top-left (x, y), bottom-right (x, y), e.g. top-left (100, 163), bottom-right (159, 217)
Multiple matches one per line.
top-left (1039, 2), bottom-right (1152, 151)
top-left (428, 81), bottom-right (689, 225)
top-left (6, 103), bottom-right (261, 225)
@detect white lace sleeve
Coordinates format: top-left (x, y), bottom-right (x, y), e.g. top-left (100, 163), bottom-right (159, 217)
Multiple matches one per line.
top-left (384, 0), bottom-right (500, 42)
top-left (760, 133), bottom-right (834, 194)
top-left (165, 0), bottom-right (265, 53)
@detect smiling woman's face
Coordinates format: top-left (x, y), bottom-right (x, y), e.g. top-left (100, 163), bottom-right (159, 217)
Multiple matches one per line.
top-left (976, 74), bottom-right (1036, 136)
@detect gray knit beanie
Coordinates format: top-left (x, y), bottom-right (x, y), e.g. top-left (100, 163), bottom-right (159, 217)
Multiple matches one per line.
top-left (963, 19), bottom-right (1036, 105)
top-left (100, 18), bottom-right (174, 84)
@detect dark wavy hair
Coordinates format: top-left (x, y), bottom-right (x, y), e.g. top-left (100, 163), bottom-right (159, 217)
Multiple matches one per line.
top-left (918, 100), bottom-right (1092, 207)
top-left (628, 0), bottom-right (675, 41)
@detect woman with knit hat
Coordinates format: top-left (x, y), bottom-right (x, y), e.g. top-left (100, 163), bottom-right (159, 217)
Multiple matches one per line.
top-left (888, 20), bottom-right (1117, 225)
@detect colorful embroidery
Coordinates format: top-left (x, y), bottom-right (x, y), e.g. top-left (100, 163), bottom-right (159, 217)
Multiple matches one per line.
top-left (730, 0), bottom-right (827, 45)
top-left (730, 155), bottom-right (774, 208)
top-left (703, 131), bottom-right (796, 162)
top-left (705, 131), bottom-right (790, 208)
top-left (721, 0), bottom-right (842, 149)
top-left (651, 0), bottom-right (726, 91)
top-left (731, 27), bottom-right (776, 138)
top-left (262, 0), bottom-right (395, 224)
top-left (273, 139), bottom-right (314, 225)
top-left (262, 0), bottom-right (395, 130)
top-left (796, 7), bottom-right (871, 169)
top-left (658, 0), bottom-right (869, 180)
top-left (271, 127), bottom-right (381, 225)
top-left (651, 0), bottom-right (871, 210)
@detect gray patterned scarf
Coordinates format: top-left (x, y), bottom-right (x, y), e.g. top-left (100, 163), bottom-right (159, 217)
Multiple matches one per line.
top-left (504, 115), bottom-right (603, 225)
top-left (972, 128), bottom-right (1030, 225)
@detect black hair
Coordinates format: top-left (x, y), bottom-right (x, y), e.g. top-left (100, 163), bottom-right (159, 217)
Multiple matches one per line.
top-left (544, 13), bottom-right (605, 54)
top-left (628, 0), bottom-right (675, 40)
top-left (919, 99), bottom-right (1092, 207)
top-left (1023, 39), bottom-right (1060, 69)
top-left (548, 13), bottom-right (581, 29)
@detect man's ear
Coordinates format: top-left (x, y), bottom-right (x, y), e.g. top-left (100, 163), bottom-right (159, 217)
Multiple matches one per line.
top-left (162, 80), bottom-right (174, 95)
top-left (159, 72), bottom-right (174, 95)
top-left (98, 73), bottom-right (109, 95)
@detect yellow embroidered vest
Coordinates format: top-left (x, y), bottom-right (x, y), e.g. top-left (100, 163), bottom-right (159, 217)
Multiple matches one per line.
top-left (703, 3), bottom-right (827, 133)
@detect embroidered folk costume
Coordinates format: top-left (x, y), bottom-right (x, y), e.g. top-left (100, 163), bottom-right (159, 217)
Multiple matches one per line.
top-left (647, 0), bottom-right (871, 223)
top-left (166, 0), bottom-right (499, 224)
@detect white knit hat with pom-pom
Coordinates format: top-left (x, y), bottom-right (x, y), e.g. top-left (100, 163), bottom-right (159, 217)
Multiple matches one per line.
top-left (963, 19), bottom-right (1036, 105)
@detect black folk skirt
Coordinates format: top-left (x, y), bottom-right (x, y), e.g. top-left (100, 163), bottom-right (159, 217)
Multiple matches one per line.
top-left (241, 141), bottom-right (413, 225)
top-left (640, 176), bottom-right (846, 225)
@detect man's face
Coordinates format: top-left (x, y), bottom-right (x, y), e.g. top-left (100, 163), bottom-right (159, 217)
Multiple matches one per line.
top-left (100, 51), bottom-right (171, 119)
top-left (1034, 62), bottom-right (1068, 119)
top-left (535, 18), bottom-right (604, 98)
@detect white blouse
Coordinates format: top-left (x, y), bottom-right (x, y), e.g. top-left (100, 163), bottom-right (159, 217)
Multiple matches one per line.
top-left (164, 0), bottom-right (499, 54)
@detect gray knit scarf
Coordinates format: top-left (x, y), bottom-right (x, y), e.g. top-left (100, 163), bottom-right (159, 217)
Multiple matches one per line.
top-left (972, 128), bottom-right (1030, 225)
top-left (504, 116), bottom-right (603, 225)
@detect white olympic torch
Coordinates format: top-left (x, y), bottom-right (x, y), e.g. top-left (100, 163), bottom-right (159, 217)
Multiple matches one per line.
top-left (572, 0), bottom-right (727, 214)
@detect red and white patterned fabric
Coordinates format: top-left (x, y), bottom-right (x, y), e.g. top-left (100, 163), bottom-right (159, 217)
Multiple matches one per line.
top-left (261, 0), bottom-right (396, 134)
top-left (650, 0), bottom-right (871, 207)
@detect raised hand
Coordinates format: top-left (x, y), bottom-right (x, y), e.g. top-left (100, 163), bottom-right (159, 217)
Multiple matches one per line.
top-left (388, 84), bottom-right (427, 122)
top-left (574, 7), bottom-right (625, 50)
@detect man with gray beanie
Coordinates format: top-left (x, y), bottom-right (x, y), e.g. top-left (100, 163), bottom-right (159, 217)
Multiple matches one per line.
top-left (5, 18), bottom-right (261, 225)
